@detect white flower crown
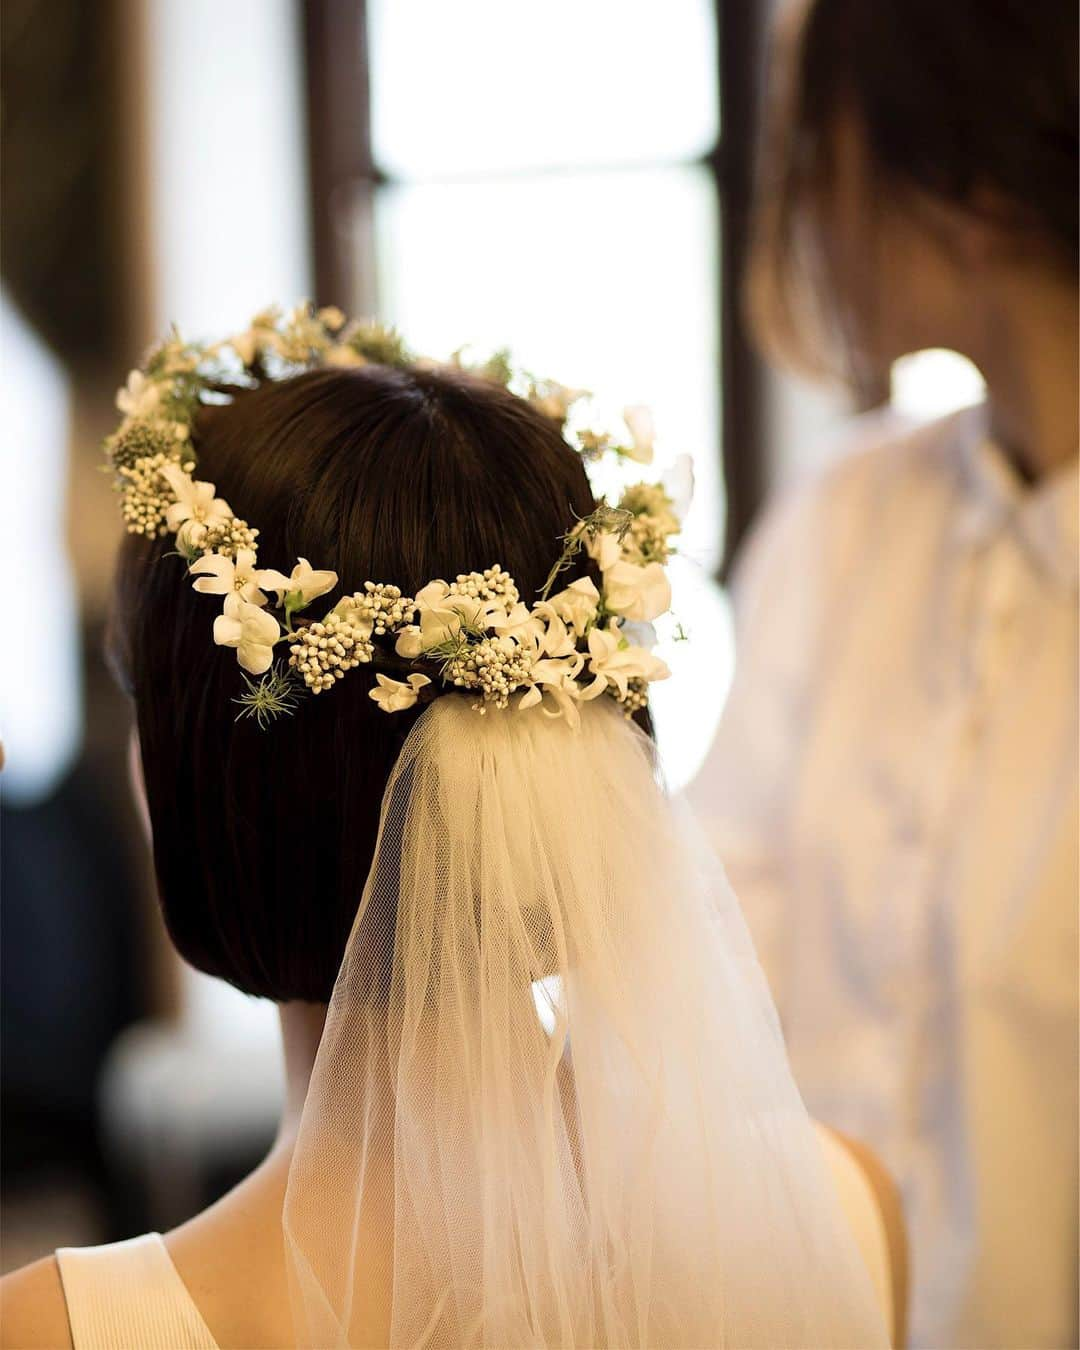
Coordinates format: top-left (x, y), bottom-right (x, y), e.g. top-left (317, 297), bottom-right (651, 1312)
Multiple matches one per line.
top-left (106, 303), bottom-right (686, 728)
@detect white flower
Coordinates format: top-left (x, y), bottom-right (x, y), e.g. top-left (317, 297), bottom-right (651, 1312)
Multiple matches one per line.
top-left (616, 480), bottom-right (682, 564)
top-left (622, 405), bottom-right (655, 464)
top-left (317, 305), bottom-right (346, 330)
top-left (489, 601), bottom-right (544, 645)
top-left (585, 530), bottom-right (622, 573)
top-left (176, 518), bottom-right (209, 553)
top-left (404, 580), bottom-right (491, 652)
top-left (213, 593), bottom-right (280, 674)
top-left (518, 634), bottom-right (585, 729)
top-left (257, 557), bottom-right (338, 607)
top-left (602, 560), bottom-right (672, 622)
top-left (520, 687), bottom-right (580, 727)
top-left (116, 370), bottom-right (164, 418)
top-left (528, 607), bottom-right (578, 659)
top-left (369, 672), bottom-right (431, 713)
top-left (160, 463), bottom-right (235, 535)
top-left (189, 548), bottom-right (267, 605)
top-left (583, 621), bottom-right (670, 700)
top-left (519, 649), bottom-right (587, 727)
top-left (545, 577), bottom-right (600, 637)
top-left (394, 626), bottom-right (425, 659)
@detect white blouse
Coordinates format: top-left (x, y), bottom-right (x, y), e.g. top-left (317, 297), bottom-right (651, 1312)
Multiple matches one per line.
top-left (690, 404), bottom-right (1078, 1350)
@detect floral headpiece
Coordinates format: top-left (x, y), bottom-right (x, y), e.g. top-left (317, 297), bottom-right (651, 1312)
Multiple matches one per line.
top-left (106, 303), bottom-right (685, 728)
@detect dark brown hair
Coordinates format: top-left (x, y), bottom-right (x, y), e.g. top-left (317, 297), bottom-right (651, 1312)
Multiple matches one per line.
top-left (750, 0), bottom-right (1079, 376)
top-left (109, 365), bottom-right (602, 1001)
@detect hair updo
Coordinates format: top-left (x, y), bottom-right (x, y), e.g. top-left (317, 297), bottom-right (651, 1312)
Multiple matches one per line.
top-left (109, 364), bottom-right (600, 1001)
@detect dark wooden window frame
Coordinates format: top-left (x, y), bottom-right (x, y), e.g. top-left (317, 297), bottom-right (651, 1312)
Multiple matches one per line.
top-left (302, 0), bottom-right (769, 577)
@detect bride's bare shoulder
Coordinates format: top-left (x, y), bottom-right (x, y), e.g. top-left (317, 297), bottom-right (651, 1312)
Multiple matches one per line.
top-left (0, 1254), bottom-right (72, 1350)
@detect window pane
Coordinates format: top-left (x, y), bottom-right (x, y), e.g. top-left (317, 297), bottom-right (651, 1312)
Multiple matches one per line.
top-left (0, 292), bottom-right (81, 805)
top-left (369, 0), bottom-right (718, 179)
top-left (373, 165), bottom-right (723, 573)
top-left (146, 0), bottom-right (310, 335)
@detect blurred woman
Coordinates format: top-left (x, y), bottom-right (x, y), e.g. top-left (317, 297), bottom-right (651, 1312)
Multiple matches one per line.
top-left (690, 2), bottom-right (1077, 1347)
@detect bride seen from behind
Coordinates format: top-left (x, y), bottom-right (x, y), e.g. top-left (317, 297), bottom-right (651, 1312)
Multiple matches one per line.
top-left (2, 313), bottom-right (904, 1348)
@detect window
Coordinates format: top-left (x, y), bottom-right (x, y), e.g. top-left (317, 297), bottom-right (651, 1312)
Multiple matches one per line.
top-left (304, 0), bottom-right (758, 783)
top-left (141, 0), bottom-right (312, 1038)
top-left (145, 0), bottom-right (310, 336)
top-left (0, 291), bottom-right (81, 805)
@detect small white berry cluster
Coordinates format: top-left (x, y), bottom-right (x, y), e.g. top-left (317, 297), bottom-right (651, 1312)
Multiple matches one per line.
top-left (617, 677), bottom-right (650, 718)
top-left (444, 635), bottom-right (536, 711)
top-left (120, 451), bottom-right (196, 537)
top-left (618, 482), bottom-right (682, 566)
top-left (448, 566), bottom-right (520, 608)
top-left (288, 609), bottom-right (376, 693)
top-left (187, 517), bottom-right (260, 560)
top-left (106, 419), bottom-right (186, 474)
top-left (349, 583), bottom-right (416, 635)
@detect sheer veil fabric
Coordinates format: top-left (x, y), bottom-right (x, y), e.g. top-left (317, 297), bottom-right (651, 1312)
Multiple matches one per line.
top-left (283, 697), bottom-right (888, 1349)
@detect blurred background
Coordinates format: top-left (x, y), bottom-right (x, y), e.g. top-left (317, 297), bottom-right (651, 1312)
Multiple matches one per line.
top-left (0, 0), bottom-right (984, 1268)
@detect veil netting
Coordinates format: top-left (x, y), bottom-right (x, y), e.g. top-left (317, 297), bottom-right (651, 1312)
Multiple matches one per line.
top-left (283, 694), bottom-right (888, 1349)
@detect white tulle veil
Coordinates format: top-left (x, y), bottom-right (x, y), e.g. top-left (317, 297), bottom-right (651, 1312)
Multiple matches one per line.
top-left (283, 694), bottom-right (887, 1349)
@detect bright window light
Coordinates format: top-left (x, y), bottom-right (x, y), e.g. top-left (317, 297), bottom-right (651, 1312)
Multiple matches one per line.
top-left (0, 292), bottom-right (81, 805)
top-left (891, 349), bottom-right (986, 421)
top-left (369, 0), bottom-right (718, 179)
top-left (369, 2), bottom-right (726, 781)
top-left (374, 167), bottom-right (722, 574)
top-left (374, 168), bottom-right (725, 782)
top-left (648, 557), bottom-right (731, 790)
top-left (145, 0), bottom-right (310, 337)
top-left (143, 0), bottom-right (310, 1034)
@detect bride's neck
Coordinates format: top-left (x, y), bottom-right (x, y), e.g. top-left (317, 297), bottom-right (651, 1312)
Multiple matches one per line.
top-left (276, 1000), bottom-right (330, 1143)
top-left (274, 999), bottom-right (399, 1147)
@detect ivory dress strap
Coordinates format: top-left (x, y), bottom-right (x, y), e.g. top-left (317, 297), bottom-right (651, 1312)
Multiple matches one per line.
top-left (816, 1124), bottom-right (894, 1336)
top-left (55, 1233), bottom-right (219, 1350)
